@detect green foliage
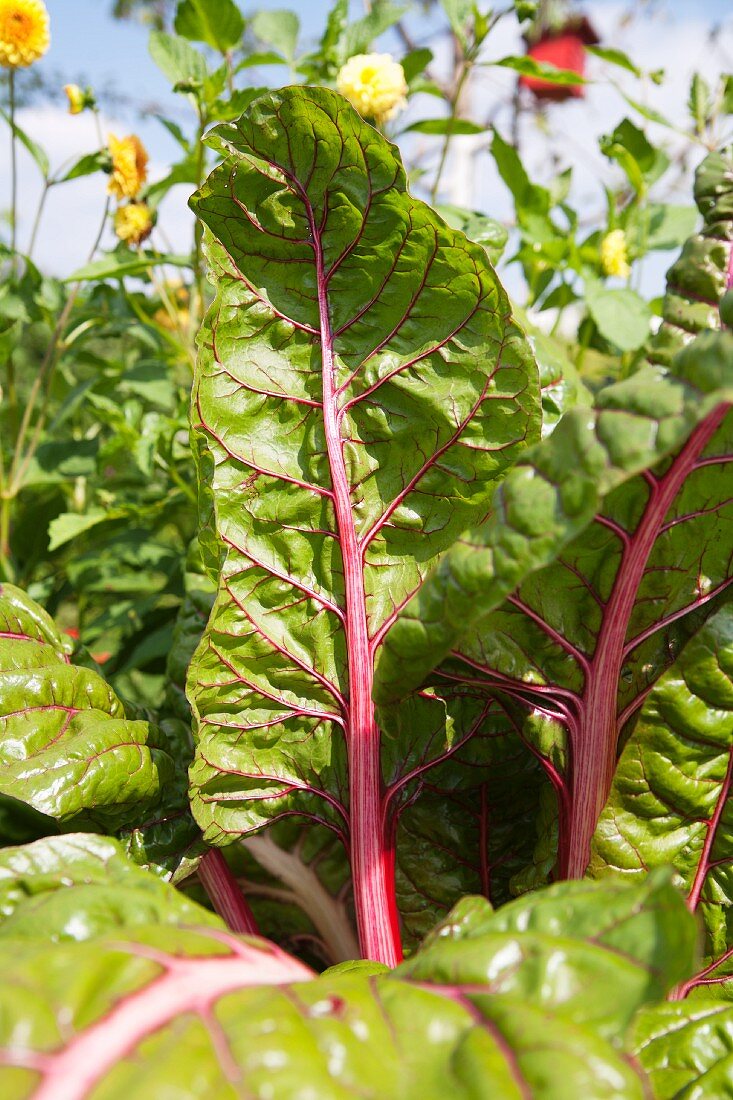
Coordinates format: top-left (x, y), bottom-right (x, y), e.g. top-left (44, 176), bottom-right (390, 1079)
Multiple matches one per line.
top-left (187, 86), bottom-right (539, 857)
top-left (0, 871), bottom-right (696, 1098)
top-left (1, 0), bottom-right (733, 1092)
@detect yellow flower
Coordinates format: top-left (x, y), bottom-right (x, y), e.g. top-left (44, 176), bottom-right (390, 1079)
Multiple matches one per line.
top-left (107, 133), bottom-right (148, 200)
top-left (600, 229), bottom-right (631, 279)
top-left (64, 83), bottom-right (84, 115)
top-left (336, 52), bottom-right (408, 125)
top-left (0, 0), bottom-right (50, 68)
top-left (114, 202), bottom-right (154, 247)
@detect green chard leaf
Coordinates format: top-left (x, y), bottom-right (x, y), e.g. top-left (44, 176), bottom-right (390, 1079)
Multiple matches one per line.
top-left (0, 584), bottom-right (202, 882)
top-left (648, 145), bottom-right (733, 367)
top-left (0, 833), bottom-right (220, 941)
top-left (174, 0), bottom-right (245, 53)
top-left (0, 874), bottom-right (692, 1098)
top-left (188, 86), bottom-right (539, 963)
top-left (631, 999), bottom-right (733, 1098)
top-left (591, 606), bottom-right (733, 999)
top-left (0, 583), bottom-right (173, 833)
top-left (375, 329), bottom-right (733, 883)
top-left (375, 148), bottom-right (733, 891)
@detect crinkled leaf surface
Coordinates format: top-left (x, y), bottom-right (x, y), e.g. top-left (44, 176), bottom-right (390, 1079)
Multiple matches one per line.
top-left (631, 1000), bottom-right (733, 1099)
top-left (375, 330), bottom-right (733, 880)
top-left (0, 833), bottom-right (220, 942)
top-left (392, 695), bottom-right (548, 945)
top-left (648, 145), bottom-right (733, 368)
top-left (591, 605), bottom-right (733, 997)
top-left (187, 86), bottom-right (538, 956)
top-left (401, 868), bottom-right (695, 1042)
top-left (0, 874), bottom-right (690, 1099)
top-left (0, 583), bottom-right (173, 832)
top-left (116, 716), bottom-right (205, 884)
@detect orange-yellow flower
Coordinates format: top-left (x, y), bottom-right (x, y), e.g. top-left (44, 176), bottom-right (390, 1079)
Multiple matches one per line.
top-left (64, 83), bottom-right (84, 114)
top-left (107, 133), bottom-right (148, 200)
top-left (114, 202), bottom-right (154, 247)
top-left (0, 0), bottom-right (50, 68)
top-left (336, 52), bottom-right (408, 125)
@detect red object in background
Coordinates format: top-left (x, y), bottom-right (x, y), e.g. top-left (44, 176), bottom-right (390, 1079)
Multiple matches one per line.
top-left (64, 626), bottom-right (110, 663)
top-left (520, 16), bottom-right (599, 102)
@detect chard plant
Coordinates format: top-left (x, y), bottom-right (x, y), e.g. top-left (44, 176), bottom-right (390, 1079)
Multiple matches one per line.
top-left (187, 85), bottom-right (539, 965)
top-left (375, 146), bottom-right (733, 885)
top-left (3, 0), bottom-right (733, 1092)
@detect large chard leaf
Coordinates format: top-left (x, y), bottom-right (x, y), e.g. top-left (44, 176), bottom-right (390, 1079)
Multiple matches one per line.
top-left (591, 605), bottom-right (733, 998)
top-left (375, 329), bottom-right (733, 881)
top-left (0, 583), bottom-right (173, 832)
top-left (0, 833), bottom-right (220, 941)
top-left (0, 583), bottom-right (204, 883)
top-left (631, 1000), bottom-right (733, 1098)
top-left (648, 146), bottom-right (733, 368)
top-left (0, 873), bottom-right (692, 1098)
top-left (188, 86), bottom-right (539, 961)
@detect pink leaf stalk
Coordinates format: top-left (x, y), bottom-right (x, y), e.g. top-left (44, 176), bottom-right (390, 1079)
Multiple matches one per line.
top-left (198, 849), bottom-right (259, 935)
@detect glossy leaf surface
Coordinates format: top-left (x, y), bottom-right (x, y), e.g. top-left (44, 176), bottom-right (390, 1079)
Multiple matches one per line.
top-left (0, 873), bottom-right (690, 1099)
top-left (0, 833), bottom-right (220, 941)
top-left (592, 606), bottom-right (733, 997)
top-left (188, 87), bottom-right (539, 960)
top-left (375, 330), bottom-right (733, 878)
top-left (0, 583), bottom-right (173, 831)
top-left (631, 1000), bottom-right (733, 1099)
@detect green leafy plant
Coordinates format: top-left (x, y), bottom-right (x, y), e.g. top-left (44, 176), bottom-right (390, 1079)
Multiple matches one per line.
top-left (2, 0), bottom-right (733, 1094)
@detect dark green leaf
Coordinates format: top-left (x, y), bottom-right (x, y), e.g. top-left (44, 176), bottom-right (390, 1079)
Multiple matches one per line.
top-left (404, 117), bottom-right (485, 135)
top-left (0, 108), bottom-right (49, 178)
top-left (494, 54), bottom-right (589, 86)
top-left (66, 253), bottom-right (190, 282)
top-left (58, 151), bottom-right (106, 183)
top-left (149, 31), bottom-right (208, 88)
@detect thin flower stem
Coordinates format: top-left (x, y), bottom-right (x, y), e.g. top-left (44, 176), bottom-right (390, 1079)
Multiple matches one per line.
top-left (5, 70), bottom-right (18, 431)
top-left (9, 69), bottom-right (17, 258)
top-left (27, 179), bottom-right (51, 261)
top-left (0, 495), bottom-right (12, 580)
top-left (430, 52), bottom-right (472, 205)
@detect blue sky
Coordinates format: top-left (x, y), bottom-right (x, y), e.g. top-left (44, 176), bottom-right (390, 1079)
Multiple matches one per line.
top-left (39, 0), bottom-right (733, 126)
top-left (7, 1), bottom-right (733, 279)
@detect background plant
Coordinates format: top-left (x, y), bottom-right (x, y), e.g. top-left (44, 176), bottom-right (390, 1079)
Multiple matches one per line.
top-left (0, 0), bottom-right (732, 1095)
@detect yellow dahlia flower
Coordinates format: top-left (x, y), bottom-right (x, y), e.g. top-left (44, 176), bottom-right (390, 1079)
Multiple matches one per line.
top-left (114, 202), bottom-right (154, 247)
top-left (600, 228), bottom-right (631, 279)
top-left (64, 83), bottom-right (84, 115)
top-left (336, 52), bottom-right (408, 125)
top-left (0, 0), bottom-right (50, 68)
top-left (107, 133), bottom-right (148, 200)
